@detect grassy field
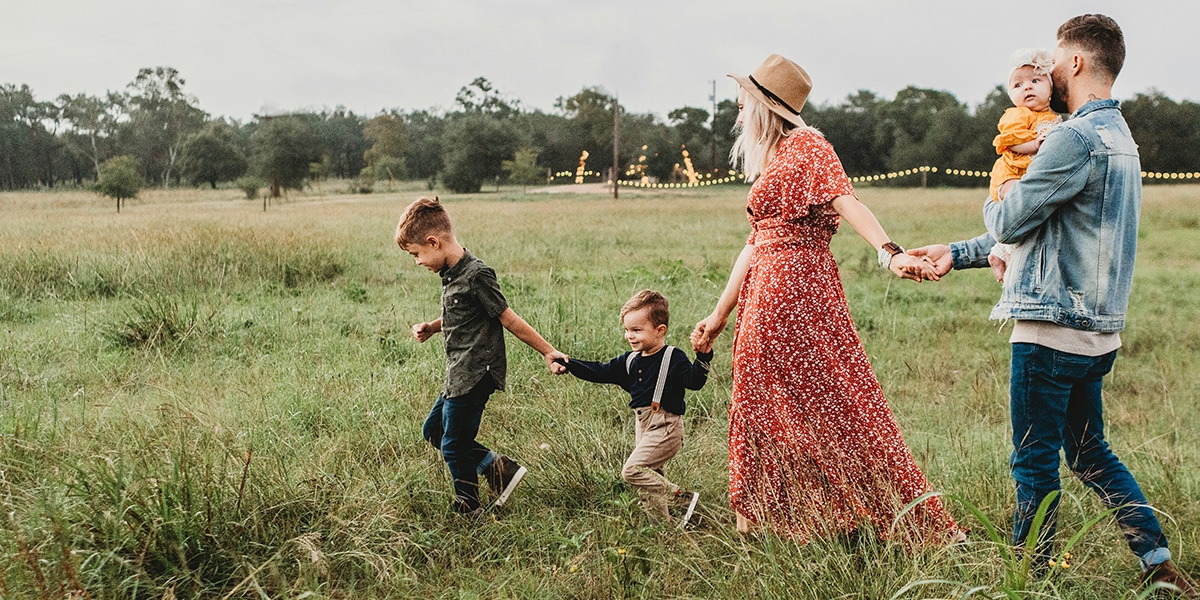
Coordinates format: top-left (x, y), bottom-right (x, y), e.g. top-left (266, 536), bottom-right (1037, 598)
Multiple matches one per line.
top-left (1, 182), bottom-right (1199, 599)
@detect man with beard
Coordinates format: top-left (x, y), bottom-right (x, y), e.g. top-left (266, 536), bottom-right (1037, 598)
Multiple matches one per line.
top-left (910, 14), bottom-right (1196, 596)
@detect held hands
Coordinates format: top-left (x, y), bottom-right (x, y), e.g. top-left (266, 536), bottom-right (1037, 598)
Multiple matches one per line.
top-left (905, 245), bottom-right (953, 280)
top-left (545, 350), bottom-right (569, 375)
top-left (888, 253), bottom-right (938, 282)
top-left (690, 313), bottom-right (726, 352)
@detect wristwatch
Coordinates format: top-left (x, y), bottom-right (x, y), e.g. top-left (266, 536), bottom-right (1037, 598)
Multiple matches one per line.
top-left (877, 241), bottom-right (903, 269)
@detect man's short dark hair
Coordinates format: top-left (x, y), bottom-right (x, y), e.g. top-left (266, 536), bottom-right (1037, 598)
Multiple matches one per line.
top-left (1057, 14), bottom-right (1125, 82)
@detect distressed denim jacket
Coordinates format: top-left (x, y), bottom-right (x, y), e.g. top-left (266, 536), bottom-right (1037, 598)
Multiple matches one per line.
top-left (950, 99), bottom-right (1140, 332)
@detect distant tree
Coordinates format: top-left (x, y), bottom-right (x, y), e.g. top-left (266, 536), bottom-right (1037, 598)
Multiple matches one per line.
top-left (404, 109), bottom-right (445, 181)
top-left (123, 67), bottom-right (207, 189)
top-left (502, 148), bottom-right (544, 191)
top-left (180, 121), bottom-right (248, 188)
top-left (456, 77), bottom-right (520, 118)
top-left (441, 114), bottom-right (520, 193)
top-left (555, 87), bottom-right (618, 161)
top-left (96, 155), bottom-right (141, 212)
top-left (807, 90), bottom-right (888, 177)
top-left (251, 115), bottom-right (323, 196)
top-left (0, 84), bottom-right (62, 189)
top-left (711, 99), bottom-right (739, 169)
top-left (668, 106), bottom-right (712, 170)
top-left (58, 92), bottom-right (125, 183)
top-left (877, 86), bottom-right (969, 178)
top-left (363, 113), bottom-right (408, 180)
top-left (316, 108), bottom-right (367, 178)
top-left (1124, 90), bottom-right (1200, 175)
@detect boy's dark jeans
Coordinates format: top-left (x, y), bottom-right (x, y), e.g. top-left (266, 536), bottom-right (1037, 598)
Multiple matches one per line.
top-left (1009, 343), bottom-right (1168, 565)
top-left (423, 376), bottom-right (498, 511)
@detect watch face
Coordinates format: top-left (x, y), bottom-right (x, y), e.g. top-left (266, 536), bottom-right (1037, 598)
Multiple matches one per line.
top-left (883, 242), bottom-right (902, 255)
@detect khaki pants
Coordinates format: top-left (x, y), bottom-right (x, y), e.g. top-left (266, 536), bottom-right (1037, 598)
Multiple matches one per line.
top-left (622, 407), bottom-right (684, 519)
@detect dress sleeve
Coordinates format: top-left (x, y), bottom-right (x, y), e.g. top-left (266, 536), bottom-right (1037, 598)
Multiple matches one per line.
top-left (993, 107), bottom-right (1038, 154)
top-left (774, 130), bottom-right (855, 221)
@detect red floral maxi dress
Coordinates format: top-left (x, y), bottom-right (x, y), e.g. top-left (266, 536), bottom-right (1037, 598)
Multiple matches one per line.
top-left (728, 129), bottom-right (958, 546)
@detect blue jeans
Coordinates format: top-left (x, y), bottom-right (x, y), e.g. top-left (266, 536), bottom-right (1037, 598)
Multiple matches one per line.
top-left (1009, 343), bottom-right (1169, 568)
top-left (423, 376), bottom-right (498, 511)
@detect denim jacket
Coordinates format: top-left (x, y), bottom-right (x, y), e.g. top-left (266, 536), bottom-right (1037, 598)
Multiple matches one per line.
top-left (950, 99), bottom-right (1140, 332)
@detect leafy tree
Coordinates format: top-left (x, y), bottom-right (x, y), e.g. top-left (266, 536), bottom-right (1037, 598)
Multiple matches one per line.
top-left (456, 77), bottom-right (520, 118)
top-left (316, 108), bottom-right (367, 179)
top-left (180, 121), bottom-right (248, 188)
top-left (123, 67), bottom-right (207, 189)
top-left (251, 115), bottom-right (322, 196)
top-left (441, 114), bottom-right (520, 193)
top-left (877, 86), bottom-right (969, 179)
top-left (1124, 90), bottom-right (1200, 175)
top-left (0, 84), bottom-right (62, 189)
top-left (403, 109), bottom-right (445, 181)
top-left (58, 91), bottom-right (124, 183)
top-left (807, 91), bottom-right (888, 177)
top-left (668, 106), bottom-right (712, 171)
top-left (555, 87), bottom-right (618, 162)
top-left (711, 99), bottom-right (740, 171)
top-left (502, 148), bottom-right (544, 191)
top-left (363, 113), bottom-right (408, 180)
top-left (96, 155), bottom-right (141, 212)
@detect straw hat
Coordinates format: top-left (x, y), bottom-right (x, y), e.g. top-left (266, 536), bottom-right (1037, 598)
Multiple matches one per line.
top-left (729, 54), bottom-right (811, 127)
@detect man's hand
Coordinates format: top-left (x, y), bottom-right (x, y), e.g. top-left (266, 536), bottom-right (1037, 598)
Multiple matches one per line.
top-left (906, 245), bottom-right (953, 279)
top-left (545, 350), bottom-right (568, 374)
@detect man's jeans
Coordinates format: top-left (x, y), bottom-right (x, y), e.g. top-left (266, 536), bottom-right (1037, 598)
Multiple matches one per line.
top-left (1010, 343), bottom-right (1169, 567)
top-left (423, 377), bottom-right (498, 511)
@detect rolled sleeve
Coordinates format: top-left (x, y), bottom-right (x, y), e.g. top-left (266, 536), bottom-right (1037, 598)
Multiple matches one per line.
top-left (950, 231), bottom-right (996, 270)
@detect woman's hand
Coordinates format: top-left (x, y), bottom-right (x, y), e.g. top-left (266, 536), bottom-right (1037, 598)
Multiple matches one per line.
top-left (888, 253), bottom-right (934, 282)
top-left (691, 312), bottom-right (728, 349)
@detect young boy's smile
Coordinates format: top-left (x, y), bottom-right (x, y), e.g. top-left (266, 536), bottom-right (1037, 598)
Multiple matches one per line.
top-left (1007, 65), bottom-right (1053, 112)
top-left (623, 307), bottom-right (667, 355)
top-left (403, 239), bottom-right (453, 273)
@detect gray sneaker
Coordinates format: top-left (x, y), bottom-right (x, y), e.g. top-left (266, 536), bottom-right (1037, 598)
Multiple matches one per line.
top-left (484, 455), bottom-right (527, 507)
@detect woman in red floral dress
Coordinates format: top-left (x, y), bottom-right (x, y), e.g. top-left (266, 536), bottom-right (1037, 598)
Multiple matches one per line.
top-left (691, 55), bottom-right (960, 546)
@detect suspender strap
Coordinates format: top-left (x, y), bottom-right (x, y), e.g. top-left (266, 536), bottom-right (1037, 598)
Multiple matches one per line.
top-left (626, 346), bottom-right (675, 413)
top-left (650, 346), bottom-right (673, 412)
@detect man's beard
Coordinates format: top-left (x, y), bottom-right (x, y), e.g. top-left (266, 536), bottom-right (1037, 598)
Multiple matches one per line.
top-left (1050, 81), bottom-right (1069, 113)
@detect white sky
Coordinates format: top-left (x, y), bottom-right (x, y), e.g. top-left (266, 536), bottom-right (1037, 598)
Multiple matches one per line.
top-left (3, 0), bottom-right (1197, 122)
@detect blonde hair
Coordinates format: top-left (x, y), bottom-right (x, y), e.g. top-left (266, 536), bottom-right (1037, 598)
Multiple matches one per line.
top-left (620, 289), bottom-right (669, 328)
top-left (730, 92), bottom-right (797, 182)
top-left (395, 196), bottom-right (453, 246)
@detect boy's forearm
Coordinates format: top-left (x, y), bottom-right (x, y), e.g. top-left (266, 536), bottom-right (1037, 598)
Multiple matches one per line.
top-left (498, 308), bottom-right (555, 355)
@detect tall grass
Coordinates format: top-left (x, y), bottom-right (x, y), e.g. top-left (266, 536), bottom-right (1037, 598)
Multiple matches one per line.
top-left (1, 184), bottom-right (1198, 598)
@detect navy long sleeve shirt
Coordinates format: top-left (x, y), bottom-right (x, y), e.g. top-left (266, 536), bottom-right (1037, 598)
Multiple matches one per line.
top-left (564, 346), bottom-right (712, 415)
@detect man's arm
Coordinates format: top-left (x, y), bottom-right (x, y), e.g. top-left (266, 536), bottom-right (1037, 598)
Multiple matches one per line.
top-left (498, 307), bottom-right (567, 373)
top-left (985, 126), bottom-right (1090, 244)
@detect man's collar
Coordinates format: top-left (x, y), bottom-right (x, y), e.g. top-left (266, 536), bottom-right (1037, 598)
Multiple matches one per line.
top-left (1071, 98), bottom-right (1120, 119)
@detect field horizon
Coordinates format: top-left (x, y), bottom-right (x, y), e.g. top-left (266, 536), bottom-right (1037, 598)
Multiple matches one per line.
top-left (2, 182), bottom-right (1198, 599)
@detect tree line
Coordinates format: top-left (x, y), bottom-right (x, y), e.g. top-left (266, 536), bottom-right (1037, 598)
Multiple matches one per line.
top-left (3, 68), bottom-right (1199, 195)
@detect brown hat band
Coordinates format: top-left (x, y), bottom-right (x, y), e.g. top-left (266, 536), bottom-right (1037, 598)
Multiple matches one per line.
top-left (749, 74), bottom-right (800, 116)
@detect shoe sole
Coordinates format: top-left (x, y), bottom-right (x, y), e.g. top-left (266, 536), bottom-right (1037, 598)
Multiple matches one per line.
top-left (493, 465), bottom-right (527, 507)
top-left (679, 492), bottom-right (699, 528)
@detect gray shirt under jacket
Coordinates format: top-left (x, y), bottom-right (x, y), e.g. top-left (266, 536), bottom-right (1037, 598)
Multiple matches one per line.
top-left (440, 249), bottom-right (508, 398)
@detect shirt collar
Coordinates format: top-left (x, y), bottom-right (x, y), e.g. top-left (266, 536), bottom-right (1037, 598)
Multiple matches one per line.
top-left (1070, 98), bottom-right (1120, 120)
top-left (440, 248), bottom-right (474, 280)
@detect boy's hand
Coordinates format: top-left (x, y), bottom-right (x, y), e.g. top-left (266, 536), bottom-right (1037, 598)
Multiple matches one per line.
top-left (545, 350), bottom-right (569, 374)
top-left (691, 335), bottom-right (713, 355)
top-left (412, 322), bottom-right (438, 342)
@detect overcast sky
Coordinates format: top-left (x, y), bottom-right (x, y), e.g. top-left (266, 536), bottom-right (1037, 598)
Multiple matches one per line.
top-left (4, 0), bottom-right (1197, 122)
